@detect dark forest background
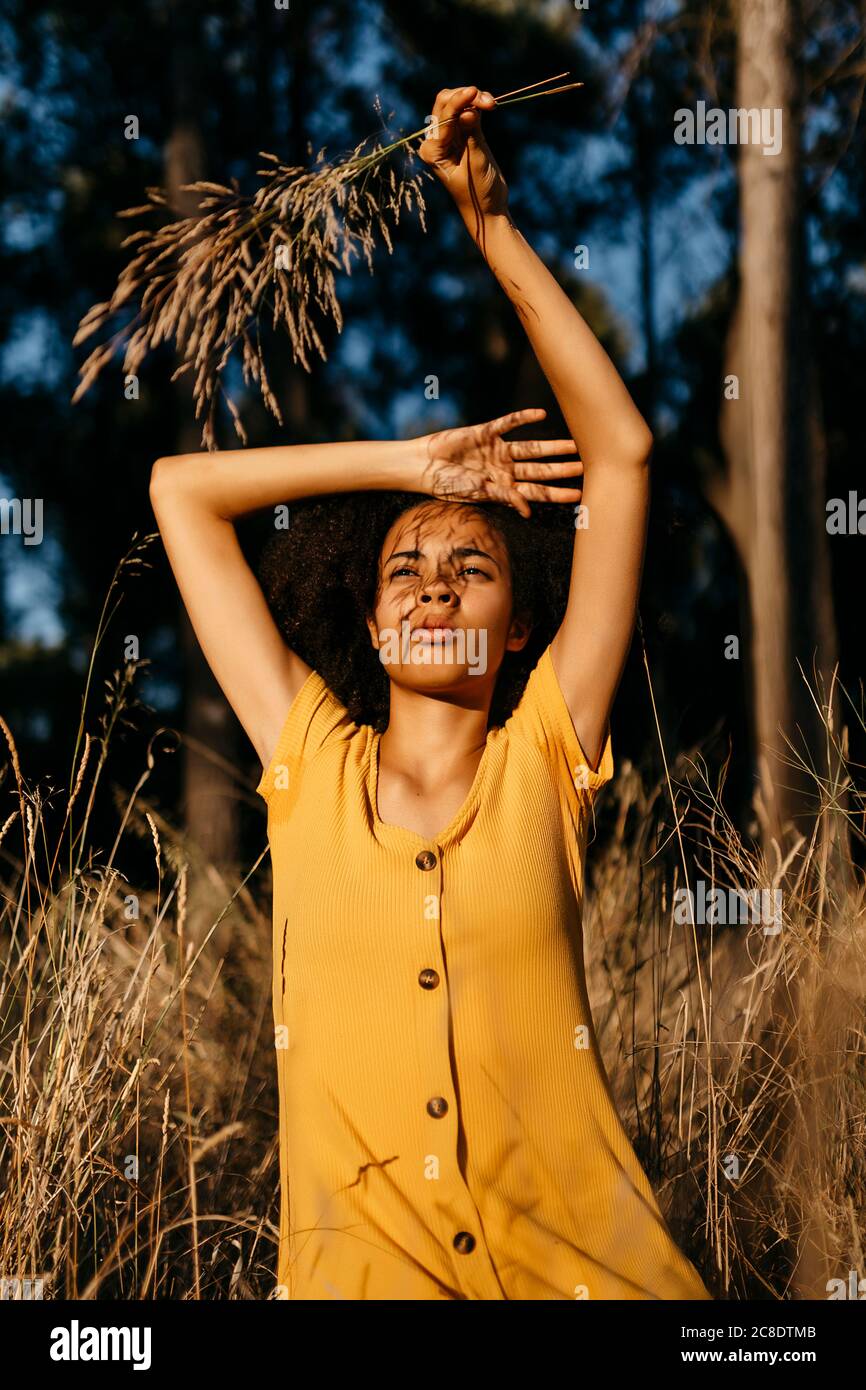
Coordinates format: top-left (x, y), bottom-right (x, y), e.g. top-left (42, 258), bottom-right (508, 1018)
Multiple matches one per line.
top-left (1, 0), bottom-right (864, 882)
top-left (2, 0), bottom-right (866, 1306)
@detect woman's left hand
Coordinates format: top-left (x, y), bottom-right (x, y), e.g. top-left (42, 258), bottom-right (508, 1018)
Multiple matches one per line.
top-left (419, 408), bottom-right (583, 520)
top-left (418, 85), bottom-right (509, 219)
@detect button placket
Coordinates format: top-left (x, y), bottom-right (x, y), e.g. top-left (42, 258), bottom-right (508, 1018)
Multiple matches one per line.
top-left (416, 843), bottom-right (450, 1132)
top-left (412, 841), bottom-right (505, 1299)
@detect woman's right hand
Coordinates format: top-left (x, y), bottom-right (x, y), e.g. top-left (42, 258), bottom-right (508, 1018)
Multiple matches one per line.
top-left (419, 409), bottom-right (583, 519)
top-left (419, 85), bottom-right (510, 220)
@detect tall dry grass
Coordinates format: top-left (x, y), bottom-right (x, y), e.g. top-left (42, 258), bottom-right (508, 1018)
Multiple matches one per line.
top-left (584, 657), bottom-right (866, 1299)
top-left (2, 558), bottom-right (865, 1299)
top-left (0, 539), bottom-right (279, 1299)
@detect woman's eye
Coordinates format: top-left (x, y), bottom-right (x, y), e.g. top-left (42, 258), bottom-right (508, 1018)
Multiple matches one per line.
top-left (389, 565), bottom-right (487, 579)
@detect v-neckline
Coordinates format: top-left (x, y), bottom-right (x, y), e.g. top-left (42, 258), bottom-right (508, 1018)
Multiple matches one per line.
top-left (369, 729), bottom-right (492, 847)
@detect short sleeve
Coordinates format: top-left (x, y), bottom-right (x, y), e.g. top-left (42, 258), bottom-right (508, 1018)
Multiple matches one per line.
top-left (503, 644), bottom-right (613, 802)
top-left (256, 668), bottom-right (356, 803)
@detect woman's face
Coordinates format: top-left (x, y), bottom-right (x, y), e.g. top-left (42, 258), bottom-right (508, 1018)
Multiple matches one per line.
top-left (366, 500), bottom-right (530, 698)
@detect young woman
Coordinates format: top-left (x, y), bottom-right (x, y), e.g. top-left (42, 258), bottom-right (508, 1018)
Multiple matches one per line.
top-left (150, 84), bottom-right (711, 1301)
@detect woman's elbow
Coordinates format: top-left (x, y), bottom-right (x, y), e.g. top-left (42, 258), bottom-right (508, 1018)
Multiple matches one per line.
top-left (149, 458), bottom-right (170, 511)
top-left (630, 423), bottom-right (654, 467)
top-left (149, 454), bottom-right (189, 504)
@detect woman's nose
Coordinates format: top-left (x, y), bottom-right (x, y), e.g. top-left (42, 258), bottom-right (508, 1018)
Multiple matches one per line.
top-left (420, 587), bottom-right (455, 604)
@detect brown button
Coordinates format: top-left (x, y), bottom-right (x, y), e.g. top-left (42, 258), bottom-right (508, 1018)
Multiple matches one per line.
top-left (418, 968), bottom-right (440, 990)
top-left (453, 1231), bottom-right (476, 1254)
top-left (426, 1096), bottom-right (448, 1118)
top-left (415, 850), bottom-right (437, 871)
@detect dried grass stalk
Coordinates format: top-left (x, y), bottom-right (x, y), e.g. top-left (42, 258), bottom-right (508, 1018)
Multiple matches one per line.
top-left (72, 133), bottom-right (430, 450)
top-left (71, 76), bottom-right (583, 451)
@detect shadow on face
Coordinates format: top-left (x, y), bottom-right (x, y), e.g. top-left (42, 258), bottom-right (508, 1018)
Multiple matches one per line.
top-left (366, 500), bottom-right (532, 698)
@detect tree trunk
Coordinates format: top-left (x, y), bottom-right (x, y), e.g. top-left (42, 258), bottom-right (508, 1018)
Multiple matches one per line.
top-left (717, 0), bottom-right (839, 853)
top-left (165, 0), bottom-right (240, 896)
top-left (714, 0), bottom-right (848, 1301)
top-left (261, 0), bottom-right (314, 438)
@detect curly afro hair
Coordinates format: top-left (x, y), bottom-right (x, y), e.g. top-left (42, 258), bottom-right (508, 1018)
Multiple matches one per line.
top-left (258, 489), bottom-right (576, 733)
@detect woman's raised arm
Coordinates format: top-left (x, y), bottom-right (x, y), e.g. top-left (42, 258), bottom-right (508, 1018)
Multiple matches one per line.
top-left (149, 440), bottom-right (426, 769)
top-left (421, 86), bottom-right (653, 770)
top-left (478, 213), bottom-right (652, 772)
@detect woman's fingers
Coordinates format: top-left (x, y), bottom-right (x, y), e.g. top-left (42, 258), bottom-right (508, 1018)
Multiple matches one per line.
top-left (512, 459), bottom-right (583, 480)
top-left (479, 475), bottom-right (581, 516)
top-left (485, 479), bottom-right (532, 518)
top-left (432, 84), bottom-right (492, 115)
top-left (464, 88), bottom-right (496, 120)
top-left (489, 474), bottom-right (581, 515)
top-left (431, 87), bottom-right (460, 116)
top-left (487, 407), bottom-right (547, 435)
top-left (514, 481), bottom-right (583, 503)
top-left (422, 86), bottom-right (496, 171)
top-left (508, 441), bottom-right (580, 461)
top-left (507, 489), bottom-right (533, 519)
top-left (431, 85), bottom-right (479, 133)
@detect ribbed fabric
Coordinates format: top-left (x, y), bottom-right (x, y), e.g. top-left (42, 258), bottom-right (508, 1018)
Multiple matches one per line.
top-left (257, 643), bottom-right (711, 1301)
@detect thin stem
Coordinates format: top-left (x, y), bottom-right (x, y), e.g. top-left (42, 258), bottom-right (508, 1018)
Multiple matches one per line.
top-left (495, 82), bottom-right (585, 107)
top-left (494, 71), bottom-right (572, 101)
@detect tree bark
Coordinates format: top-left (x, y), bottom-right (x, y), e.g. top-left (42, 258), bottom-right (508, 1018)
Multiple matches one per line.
top-left (718, 0), bottom-right (839, 853)
top-left (165, 0), bottom-right (240, 890)
top-left (715, 0), bottom-right (848, 1301)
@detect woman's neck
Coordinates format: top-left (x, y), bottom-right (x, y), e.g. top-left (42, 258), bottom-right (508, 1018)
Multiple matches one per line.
top-left (378, 680), bottom-right (491, 792)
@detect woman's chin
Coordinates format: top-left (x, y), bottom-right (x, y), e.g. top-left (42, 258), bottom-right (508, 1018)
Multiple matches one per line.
top-left (386, 659), bottom-right (486, 692)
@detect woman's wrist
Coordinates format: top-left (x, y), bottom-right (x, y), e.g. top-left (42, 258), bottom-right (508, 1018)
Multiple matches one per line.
top-left (286, 437), bottom-right (430, 498)
top-left (379, 436), bottom-right (430, 494)
top-left (456, 202), bottom-right (518, 252)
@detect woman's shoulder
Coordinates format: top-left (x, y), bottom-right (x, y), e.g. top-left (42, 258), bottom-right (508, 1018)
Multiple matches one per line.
top-left (256, 667), bottom-right (365, 802)
top-left (500, 645), bottom-right (614, 797)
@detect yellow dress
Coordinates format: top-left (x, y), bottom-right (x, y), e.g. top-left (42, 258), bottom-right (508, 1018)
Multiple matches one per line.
top-left (257, 642), bottom-right (712, 1301)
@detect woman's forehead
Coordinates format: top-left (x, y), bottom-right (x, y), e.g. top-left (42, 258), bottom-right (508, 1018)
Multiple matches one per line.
top-left (382, 502), bottom-right (506, 558)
